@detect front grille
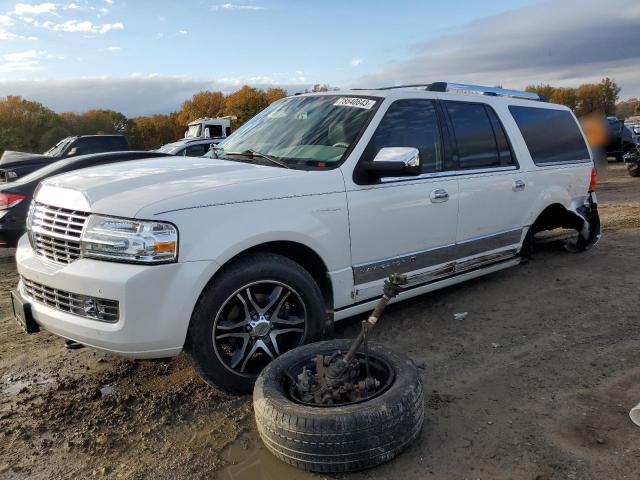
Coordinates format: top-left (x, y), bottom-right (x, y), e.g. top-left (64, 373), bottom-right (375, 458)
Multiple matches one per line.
top-left (21, 277), bottom-right (119, 323)
top-left (29, 203), bottom-right (90, 264)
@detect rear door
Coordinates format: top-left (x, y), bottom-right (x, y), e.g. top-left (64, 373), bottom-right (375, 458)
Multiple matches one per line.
top-left (347, 99), bottom-right (459, 300)
top-left (442, 101), bottom-right (528, 263)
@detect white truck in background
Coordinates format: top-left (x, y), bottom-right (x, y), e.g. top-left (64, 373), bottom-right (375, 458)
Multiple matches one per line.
top-left (185, 117), bottom-right (233, 140)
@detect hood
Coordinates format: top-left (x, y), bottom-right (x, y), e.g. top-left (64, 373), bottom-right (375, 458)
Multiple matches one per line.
top-left (38, 156), bottom-right (344, 218)
top-left (0, 150), bottom-right (50, 167)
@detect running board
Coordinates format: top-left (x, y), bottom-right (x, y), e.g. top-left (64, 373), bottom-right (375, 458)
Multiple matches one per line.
top-left (334, 257), bottom-right (521, 322)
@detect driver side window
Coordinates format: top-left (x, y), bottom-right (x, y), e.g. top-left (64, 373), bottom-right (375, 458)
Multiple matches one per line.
top-left (361, 100), bottom-right (448, 173)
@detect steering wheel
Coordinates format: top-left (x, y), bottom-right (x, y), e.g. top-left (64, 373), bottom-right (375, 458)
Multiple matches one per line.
top-left (332, 142), bottom-right (349, 148)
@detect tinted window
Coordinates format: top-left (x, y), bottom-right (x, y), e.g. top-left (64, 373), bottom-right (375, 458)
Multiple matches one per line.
top-left (206, 125), bottom-right (223, 137)
top-left (184, 144), bottom-right (209, 157)
top-left (509, 106), bottom-right (590, 164)
top-left (74, 137), bottom-right (102, 155)
top-left (362, 100), bottom-right (446, 173)
top-left (486, 107), bottom-right (514, 166)
top-left (107, 136), bottom-right (127, 150)
top-left (445, 102), bottom-right (507, 169)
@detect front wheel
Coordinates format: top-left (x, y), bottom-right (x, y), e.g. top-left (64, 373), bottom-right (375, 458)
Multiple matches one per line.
top-left (186, 253), bottom-right (326, 394)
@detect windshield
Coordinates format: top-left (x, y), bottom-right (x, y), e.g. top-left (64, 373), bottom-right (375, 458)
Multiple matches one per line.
top-left (157, 143), bottom-right (179, 153)
top-left (217, 95), bottom-right (379, 167)
top-left (186, 124), bottom-right (202, 138)
top-left (44, 137), bottom-right (73, 157)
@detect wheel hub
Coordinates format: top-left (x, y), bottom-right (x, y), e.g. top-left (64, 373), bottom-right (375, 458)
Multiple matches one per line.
top-left (250, 316), bottom-right (272, 337)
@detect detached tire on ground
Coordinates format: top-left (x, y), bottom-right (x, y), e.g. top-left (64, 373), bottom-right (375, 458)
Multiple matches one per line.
top-left (253, 339), bottom-right (424, 473)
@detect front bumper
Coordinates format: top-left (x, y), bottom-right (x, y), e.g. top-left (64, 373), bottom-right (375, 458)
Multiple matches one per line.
top-left (15, 235), bottom-right (220, 358)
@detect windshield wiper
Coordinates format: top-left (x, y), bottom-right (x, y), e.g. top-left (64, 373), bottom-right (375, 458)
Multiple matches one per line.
top-left (224, 149), bottom-right (291, 169)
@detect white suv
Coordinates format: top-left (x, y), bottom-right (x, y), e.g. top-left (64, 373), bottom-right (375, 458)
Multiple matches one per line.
top-left (12, 82), bottom-right (600, 393)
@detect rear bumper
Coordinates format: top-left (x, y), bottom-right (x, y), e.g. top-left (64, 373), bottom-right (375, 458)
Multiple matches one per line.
top-left (15, 235), bottom-right (220, 358)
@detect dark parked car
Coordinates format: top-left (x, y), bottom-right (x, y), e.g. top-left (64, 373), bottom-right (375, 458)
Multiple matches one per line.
top-left (0, 134), bottom-right (129, 181)
top-left (624, 144), bottom-right (640, 177)
top-left (0, 150), bottom-right (170, 247)
top-left (606, 117), bottom-right (635, 161)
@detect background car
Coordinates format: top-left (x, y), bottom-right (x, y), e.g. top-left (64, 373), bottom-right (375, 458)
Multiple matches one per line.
top-left (0, 134), bottom-right (129, 181)
top-left (156, 138), bottom-right (220, 157)
top-left (606, 117), bottom-right (635, 161)
top-left (0, 150), bottom-right (171, 247)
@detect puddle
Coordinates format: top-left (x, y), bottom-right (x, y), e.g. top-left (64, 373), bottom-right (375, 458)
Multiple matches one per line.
top-left (1, 375), bottom-right (54, 395)
top-left (218, 431), bottom-right (318, 480)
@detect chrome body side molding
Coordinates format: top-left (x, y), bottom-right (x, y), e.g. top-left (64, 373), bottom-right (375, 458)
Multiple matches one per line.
top-left (352, 228), bottom-right (523, 285)
top-left (336, 257), bottom-right (521, 322)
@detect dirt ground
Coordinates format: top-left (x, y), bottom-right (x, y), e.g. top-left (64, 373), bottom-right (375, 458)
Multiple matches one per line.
top-left (1, 163), bottom-right (639, 480)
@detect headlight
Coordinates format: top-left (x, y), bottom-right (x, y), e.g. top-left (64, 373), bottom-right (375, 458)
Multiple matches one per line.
top-left (81, 215), bottom-right (178, 264)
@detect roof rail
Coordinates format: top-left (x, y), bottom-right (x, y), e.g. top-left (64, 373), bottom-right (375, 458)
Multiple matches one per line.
top-left (428, 82), bottom-right (545, 101)
top-left (354, 81), bottom-right (546, 101)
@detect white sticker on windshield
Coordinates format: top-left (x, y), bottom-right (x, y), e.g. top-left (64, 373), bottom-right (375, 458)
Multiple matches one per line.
top-left (333, 97), bottom-right (376, 109)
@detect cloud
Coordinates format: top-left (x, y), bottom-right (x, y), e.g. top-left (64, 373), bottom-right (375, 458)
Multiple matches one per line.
top-left (0, 28), bottom-right (38, 40)
top-left (351, 58), bottom-right (363, 67)
top-left (178, 29), bottom-right (187, 35)
top-left (40, 19), bottom-right (124, 33)
top-left (0, 76), bottom-right (308, 116)
top-left (211, 3), bottom-right (266, 11)
top-left (107, 46), bottom-right (120, 51)
top-left (0, 50), bottom-right (44, 73)
top-left (0, 15), bottom-right (14, 26)
top-left (66, 3), bottom-right (80, 9)
top-left (356, 0), bottom-right (640, 98)
top-left (9, 2), bottom-right (57, 15)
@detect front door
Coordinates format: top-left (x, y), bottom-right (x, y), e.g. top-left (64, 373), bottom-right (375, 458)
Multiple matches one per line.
top-left (346, 99), bottom-right (459, 300)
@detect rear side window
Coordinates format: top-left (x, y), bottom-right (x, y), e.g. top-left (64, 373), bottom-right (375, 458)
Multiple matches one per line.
top-left (509, 106), bottom-right (590, 164)
top-left (362, 99), bottom-right (448, 173)
top-left (108, 136), bottom-right (127, 150)
top-left (444, 102), bottom-right (514, 169)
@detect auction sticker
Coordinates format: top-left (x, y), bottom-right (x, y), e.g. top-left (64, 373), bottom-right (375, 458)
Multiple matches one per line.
top-left (334, 97), bottom-right (376, 109)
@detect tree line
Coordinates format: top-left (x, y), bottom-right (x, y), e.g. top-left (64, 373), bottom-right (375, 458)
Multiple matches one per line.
top-left (526, 77), bottom-right (637, 118)
top-left (0, 85), bottom-right (289, 156)
top-left (0, 78), bottom-right (635, 157)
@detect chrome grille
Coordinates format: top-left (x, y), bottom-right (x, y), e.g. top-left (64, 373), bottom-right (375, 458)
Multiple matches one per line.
top-left (29, 203), bottom-right (90, 264)
top-left (21, 277), bottom-right (119, 323)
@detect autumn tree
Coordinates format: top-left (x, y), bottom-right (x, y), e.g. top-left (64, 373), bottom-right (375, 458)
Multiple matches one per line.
top-left (265, 87), bottom-right (288, 104)
top-left (178, 90), bottom-right (225, 126)
top-left (527, 78), bottom-right (620, 117)
top-left (224, 86), bottom-right (269, 127)
top-left (0, 96), bottom-right (59, 154)
top-left (616, 98), bottom-right (640, 119)
top-left (128, 113), bottom-right (182, 150)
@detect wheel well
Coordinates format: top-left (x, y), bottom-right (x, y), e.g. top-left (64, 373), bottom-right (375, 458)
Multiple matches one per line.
top-left (224, 241), bottom-right (333, 307)
top-left (531, 203), bottom-right (583, 234)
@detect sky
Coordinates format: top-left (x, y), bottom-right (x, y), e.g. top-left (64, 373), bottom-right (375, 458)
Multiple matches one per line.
top-left (0, 0), bottom-right (638, 116)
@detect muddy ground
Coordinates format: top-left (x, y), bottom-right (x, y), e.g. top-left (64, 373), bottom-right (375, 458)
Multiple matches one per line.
top-left (1, 163), bottom-right (639, 480)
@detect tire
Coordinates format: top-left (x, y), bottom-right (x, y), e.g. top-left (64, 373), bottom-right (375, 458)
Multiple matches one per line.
top-left (253, 339), bottom-right (424, 473)
top-left (629, 165), bottom-right (640, 177)
top-left (186, 252), bottom-right (326, 394)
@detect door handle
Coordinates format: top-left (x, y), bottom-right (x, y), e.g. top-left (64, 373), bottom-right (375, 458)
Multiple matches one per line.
top-left (430, 189), bottom-right (449, 203)
top-left (513, 180), bottom-right (526, 192)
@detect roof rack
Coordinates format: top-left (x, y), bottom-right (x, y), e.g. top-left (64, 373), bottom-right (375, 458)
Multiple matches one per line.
top-left (355, 82), bottom-right (546, 101)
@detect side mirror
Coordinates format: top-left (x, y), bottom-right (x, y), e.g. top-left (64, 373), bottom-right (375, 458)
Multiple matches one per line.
top-left (204, 127), bottom-right (211, 138)
top-left (364, 147), bottom-right (421, 177)
top-left (67, 147), bottom-right (79, 156)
